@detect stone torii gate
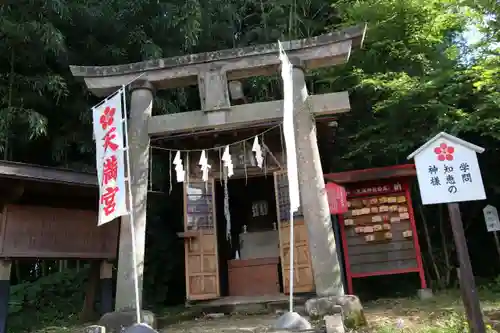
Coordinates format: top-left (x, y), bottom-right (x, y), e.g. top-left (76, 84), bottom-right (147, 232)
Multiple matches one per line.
top-left (70, 24), bottom-right (366, 317)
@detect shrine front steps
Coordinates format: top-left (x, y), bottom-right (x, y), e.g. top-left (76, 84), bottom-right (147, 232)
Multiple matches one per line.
top-left (156, 294), bottom-right (314, 327)
top-left (183, 294), bottom-right (313, 317)
top-left (154, 299), bottom-right (311, 332)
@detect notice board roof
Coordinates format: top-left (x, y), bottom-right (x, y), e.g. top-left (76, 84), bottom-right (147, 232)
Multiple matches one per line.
top-left (324, 164), bottom-right (416, 184)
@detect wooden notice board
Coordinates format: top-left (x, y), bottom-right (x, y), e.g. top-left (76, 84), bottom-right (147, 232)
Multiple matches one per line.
top-left (338, 179), bottom-right (426, 294)
top-left (0, 205), bottom-right (118, 259)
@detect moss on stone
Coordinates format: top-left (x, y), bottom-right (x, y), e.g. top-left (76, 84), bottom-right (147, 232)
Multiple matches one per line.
top-left (343, 309), bottom-right (367, 329)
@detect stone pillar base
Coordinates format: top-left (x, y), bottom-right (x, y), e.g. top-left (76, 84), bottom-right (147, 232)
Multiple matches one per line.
top-left (274, 311), bottom-right (312, 330)
top-left (98, 310), bottom-right (156, 333)
top-left (417, 288), bottom-right (434, 300)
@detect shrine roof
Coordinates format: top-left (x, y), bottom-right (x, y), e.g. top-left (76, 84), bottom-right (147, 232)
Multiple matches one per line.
top-left (70, 24), bottom-right (367, 96)
top-left (324, 164), bottom-right (416, 184)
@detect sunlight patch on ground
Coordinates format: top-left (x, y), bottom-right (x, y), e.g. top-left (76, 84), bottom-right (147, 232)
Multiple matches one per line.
top-left (364, 290), bottom-right (500, 332)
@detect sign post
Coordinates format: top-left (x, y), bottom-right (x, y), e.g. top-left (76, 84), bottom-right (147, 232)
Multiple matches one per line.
top-left (325, 182), bottom-right (349, 290)
top-left (325, 182), bottom-right (348, 215)
top-left (483, 205), bottom-right (500, 262)
top-left (408, 132), bottom-right (486, 333)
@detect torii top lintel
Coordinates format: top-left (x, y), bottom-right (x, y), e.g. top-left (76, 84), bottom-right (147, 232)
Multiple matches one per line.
top-left (70, 24), bottom-right (366, 97)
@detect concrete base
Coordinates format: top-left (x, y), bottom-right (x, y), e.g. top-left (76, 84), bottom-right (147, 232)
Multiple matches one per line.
top-left (304, 295), bottom-right (366, 329)
top-left (417, 288), bottom-right (434, 300)
top-left (123, 323), bottom-right (159, 333)
top-left (274, 311), bottom-right (312, 330)
top-left (98, 310), bottom-right (156, 333)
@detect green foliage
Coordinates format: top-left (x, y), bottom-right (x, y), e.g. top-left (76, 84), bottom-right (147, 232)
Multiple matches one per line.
top-left (323, 0), bottom-right (500, 171)
top-left (0, 0), bottom-right (494, 172)
top-left (8, 269), bottom-right (87, 333)
top-left (480, 275), bottom-right (500, 294)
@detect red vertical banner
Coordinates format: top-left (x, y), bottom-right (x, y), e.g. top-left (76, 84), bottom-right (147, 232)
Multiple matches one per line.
top-left (92, 89), bottom-right (128, 226)
top-left (326, 182), bottom-right (348, 214)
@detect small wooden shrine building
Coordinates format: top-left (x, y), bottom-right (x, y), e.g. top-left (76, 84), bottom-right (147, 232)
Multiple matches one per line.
top-left (170, 126), bottom-right (325, 301)
top-left (0, 160), bottom-right (118, 333)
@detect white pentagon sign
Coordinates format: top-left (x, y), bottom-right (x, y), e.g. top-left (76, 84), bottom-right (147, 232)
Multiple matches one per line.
top-left (408, 132), bottom-right (486, 205)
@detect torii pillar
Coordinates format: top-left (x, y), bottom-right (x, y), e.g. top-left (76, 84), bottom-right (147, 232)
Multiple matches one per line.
top-left (70, 23), bottom-right (366, 319)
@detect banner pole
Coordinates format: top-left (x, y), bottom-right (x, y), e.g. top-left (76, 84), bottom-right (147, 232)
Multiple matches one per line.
top-left (121, 85), bottom-right (142, 324)
top-left (289, 209), bottom-right (294, 312)
top-left (278, 41), bottom-right (298, 314)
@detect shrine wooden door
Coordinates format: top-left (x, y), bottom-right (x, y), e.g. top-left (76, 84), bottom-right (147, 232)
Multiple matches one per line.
top-left (182, 179), bottom-right (220, 301)
top-left (273, 171), bottom-right (315, 293)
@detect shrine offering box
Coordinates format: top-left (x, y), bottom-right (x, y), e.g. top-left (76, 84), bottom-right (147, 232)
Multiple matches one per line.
top-left (326, 165), bottom-right (426, 295)
top-left (228, 257), bottom-right (280, 296)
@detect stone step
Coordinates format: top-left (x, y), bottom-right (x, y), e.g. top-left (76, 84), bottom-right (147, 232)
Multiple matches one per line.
top-left (188, 295), bottom-right (312, 316)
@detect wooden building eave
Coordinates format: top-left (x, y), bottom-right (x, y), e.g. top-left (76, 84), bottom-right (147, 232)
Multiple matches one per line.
top-left (0, 160), bottom-right (97, 187)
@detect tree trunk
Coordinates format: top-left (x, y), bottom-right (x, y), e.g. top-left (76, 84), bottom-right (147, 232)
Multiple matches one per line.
top-left (3, 48), bottom-right (15, 160)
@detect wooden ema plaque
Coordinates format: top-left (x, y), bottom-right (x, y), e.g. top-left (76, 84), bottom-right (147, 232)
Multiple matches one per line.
top-left (0, 204), bottom-right (118, 258)
top-left (339, 180), bottom-right (426, 294)
top-left (274, 171), bottom-right (303, 222)
top-left (185, 181), bottom-right (214, 230)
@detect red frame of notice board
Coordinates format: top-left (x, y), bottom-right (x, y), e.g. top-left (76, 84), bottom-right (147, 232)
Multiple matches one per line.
top-left (324, 164), bottom-right (427, 295)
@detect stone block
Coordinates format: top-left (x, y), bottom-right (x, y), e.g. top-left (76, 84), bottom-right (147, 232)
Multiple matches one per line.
top-left (98, 310), bottom-right (156, 333)
top-left (417, 288), bottom-right (434, 300)
top-left (84, 325), bottom-right (106, 333)
top-left (274, 311), bottom-right (312, 330)
top-left (305, 295), bottom-right (366, 328)
top-left (324, 314), bottom-right (345, 333)
top-left (205, 313), bottom-right (225, 319)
